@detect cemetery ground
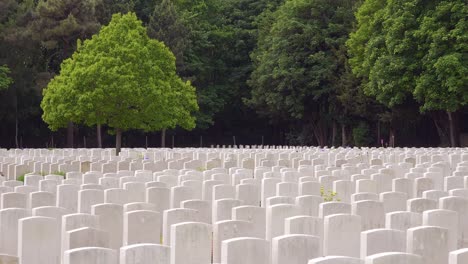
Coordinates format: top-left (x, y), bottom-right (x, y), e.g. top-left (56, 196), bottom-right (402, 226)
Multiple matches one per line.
top-left (0, 146), bottom-right (467, 263)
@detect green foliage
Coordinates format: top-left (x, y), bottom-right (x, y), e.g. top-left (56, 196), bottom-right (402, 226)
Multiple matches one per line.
top-left (352, 121), bottom-right (373, 147)
top-left (0, 65), bottom-right (13, 90)
top-left (52, 171), bottom-right (66, 176)
top-left (346, 0), bottom-right (408, 107)
top-left (246, 0), bottom-right (359, 146)
top-left (196, 166), bottom-right (207, 172)
top-left (347, 0), bottom-right (468, 147)
top-left (17, 174), bottom-right (26, 182)
top-left (249, 0), bottom-right (356, 118)
top-left (0, 0), bottom-right (46, 148)
top-left (41, 13), bottom-right (198, 136)
top-left (1, 0), bottom-right (465, 149)
top-left (171, 0), bottom-right (231, 129)
top-left (17, 171), bottom-right (54, 181)
top-left (31, 0), bottom-right (101, 73)
top-left (134, 0), bottom-right (157, 23)
top-left (348, 0), bottom-right (467, 113)
top-left (148, 0), bottom-right (190, 73)
top-left (320, 186), bottom-right (340, 202)
top-left (413, 0), bottom-right (468, 113)
top-left (96, 0), bottom-right (135, 25)
top-left (40, 61), bottom-right (77, 130)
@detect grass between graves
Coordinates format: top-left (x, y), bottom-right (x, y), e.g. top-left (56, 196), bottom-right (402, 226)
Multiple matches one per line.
top-left (17, 171), bottom-right (66, 182)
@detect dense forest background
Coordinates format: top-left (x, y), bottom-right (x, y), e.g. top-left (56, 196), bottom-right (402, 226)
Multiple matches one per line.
top-left (0, 0), bottom-right (467, 148)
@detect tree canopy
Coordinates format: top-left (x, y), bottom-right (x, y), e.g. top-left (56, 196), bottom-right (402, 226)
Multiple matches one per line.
top-left (347, 0), bottom-right (467, 146)
top-left (247, 0), bottom-right (358, 146)
top-left (413, 0), bottom-right (467, 113)
top-left (41, 13), bottom-right (198, 153)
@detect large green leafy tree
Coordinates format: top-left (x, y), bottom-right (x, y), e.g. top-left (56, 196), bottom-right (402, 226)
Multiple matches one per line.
top-left (213, 0), bottom-right (284, 144)
top-left (147, 0), bottom-right (191, 146)
top-left (172, 0), bottom-right (229, 130)
top-left (348, 0), bottom-right (467, 147)
top-left (41, 13), bottom-right (198, 154)
top-left (347, 0), bottom-right (416, 106)
top-left (248, 0), bottom-right (356, 146)
top-left (31, 0), bottom-right (101, 73)
top-left (148, 0), bottom-right (284, 143)
top-left (30, 0), bottom-right (101, 147)
top-left (333, 0), bottom-right (391, 146)
top-left (0, 0), bottom-right (46, 148)
top-left (148, 0), bottom-right (190, 72)
top-left (346, 0), bottom-right (412, 147)
top-left (414, 0), bottom-right (467, 147)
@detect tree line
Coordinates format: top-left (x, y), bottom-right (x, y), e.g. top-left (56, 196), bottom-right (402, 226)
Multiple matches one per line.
top-left (0, 0), bottom-right (466, 149)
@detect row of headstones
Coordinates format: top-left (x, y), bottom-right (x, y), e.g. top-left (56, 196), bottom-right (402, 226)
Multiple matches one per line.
top-left (3, 146), bottom-right (466, 155)
top-left (15, 148), bottom-right (468, 169)
top-left (1, 167), bottom-right (466, 217)
top-left (5, 155), bottom-right (467, 188)
top-left (1, 153), bottom-right (254, 180)
top-left (2, 166), bottom-right (468, 244)
top-left (1, 180), bottom-right (468, 261)
top-left (1, 162), bottom-right (467, 213)
top-left (1, 160), bottom-right (465, 197)
top-left (4, 147), bottom-right (467, 176)
top-left (2, 172), bottom-right (467, 215)
top-left (3, 145), bottom-right (312, 157)
top-left (2, 148), bottom-right (467, 200)
top-left (0, 148), bottom-right (466, 262)
top-left (1, 211), bottom-right (468, 264)
top-left (1, 174), bottom-right (467, 231)
top-left (1, 149), bottom-right (466, 184)
top-left (2, 146), bottom-right (466, 177)
top-left (5, 148), bottom-right (466, 170)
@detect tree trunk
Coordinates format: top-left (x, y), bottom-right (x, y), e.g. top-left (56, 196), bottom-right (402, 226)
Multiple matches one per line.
top-left (431, 112), bottom-right (450, 146)
top-left (115, 128), bottom-right (122, 156)
top-left (389, 128), bottom-right (395, 147)
top-left (331, 122), bottom-right (337, 147)
top-left (312, 127), bottom-right (321, 146)
top-left (97, 124), bottom-right (102, 148)
top-left (161, 129), bottom-right (166, 148)
top-left (453, 111), bottom-right (461, 147)
top-left (311, 121), bottom-right (326, 147)
top-left (273, 124), bottom-right (280, 145)
top-left (15, 113), bottom-right (19, 149)
top-left (14, 85), bottom-right (18, 148)
top-left (341, 124), bottom-right (346, 147)
top-left (447, 111), bottom-right (457, 147)
top-left (318, 120), bottom-right (327, 147)
top-left (377, 121), bottom-right (381, 146)
top-left (67, 122), bottom-right (74, 148)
